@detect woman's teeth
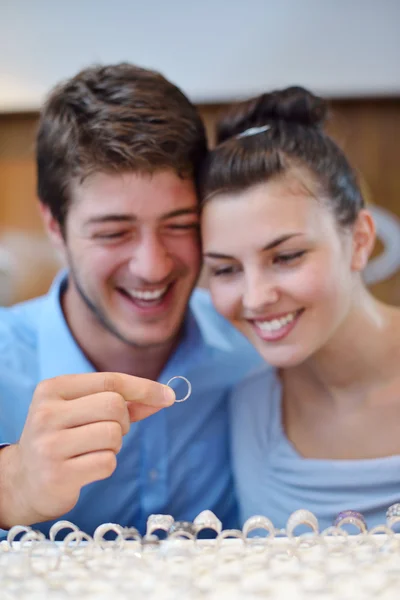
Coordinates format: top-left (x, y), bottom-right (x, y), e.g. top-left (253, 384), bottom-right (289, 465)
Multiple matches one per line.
top-left (126, 286), bottom-right (168, 301)
top-left (255, 311), bottom-right (297, 332)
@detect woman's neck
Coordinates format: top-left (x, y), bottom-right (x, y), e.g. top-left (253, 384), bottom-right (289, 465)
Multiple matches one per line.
top-left (284, 288), bottom-right (400, 409)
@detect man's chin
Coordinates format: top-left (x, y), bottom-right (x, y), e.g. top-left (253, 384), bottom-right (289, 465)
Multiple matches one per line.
top-left (115, 321), bottom-right (184, 349)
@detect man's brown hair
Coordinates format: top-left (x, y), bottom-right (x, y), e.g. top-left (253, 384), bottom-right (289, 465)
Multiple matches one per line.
top-left (37, 63), bottom-right (207, 228)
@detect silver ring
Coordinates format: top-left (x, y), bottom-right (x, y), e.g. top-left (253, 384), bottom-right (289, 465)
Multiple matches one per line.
top-left (166, 376), bottom-right (192, 402)
top-left (193, 510), bottom-right (222, 536)
top-left (49, 520), bottom-right (80, 542)
top-left (19, 530), bottom-right (46, 549)
top-left (63, 530), bottom-right (93, 557)
top-left (146, 514), bottom-right (175, 536)
top-left (242, 515), bottom-right (275, 539)
top-left (7, 525), bottom-right (32, 548)
top-left (286, 509), bottom-right (319, 537)
top-left (93, 522), bottom-right (124, 548)
top-left (216, 529), bottom-right (245, 546)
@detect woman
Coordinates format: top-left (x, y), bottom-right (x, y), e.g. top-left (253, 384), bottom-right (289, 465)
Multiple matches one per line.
top-left (199, 87), bottom-right (400, 531)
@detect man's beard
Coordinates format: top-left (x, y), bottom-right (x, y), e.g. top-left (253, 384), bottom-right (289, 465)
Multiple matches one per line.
top-left (68, 262), bottom-right (187, 350)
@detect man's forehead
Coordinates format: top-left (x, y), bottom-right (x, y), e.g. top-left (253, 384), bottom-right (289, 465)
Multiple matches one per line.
top-left (69, 170), bottom-right (198, 221)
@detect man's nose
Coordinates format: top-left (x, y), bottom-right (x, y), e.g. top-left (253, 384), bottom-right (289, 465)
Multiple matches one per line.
top-left (128, 233), bottom-right (174, 283)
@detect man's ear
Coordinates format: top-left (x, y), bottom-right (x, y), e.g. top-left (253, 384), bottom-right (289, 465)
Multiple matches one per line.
top-left (350, 209), bottom-right (376, 272)
top-left (38, 202), bottom-right (66, 253)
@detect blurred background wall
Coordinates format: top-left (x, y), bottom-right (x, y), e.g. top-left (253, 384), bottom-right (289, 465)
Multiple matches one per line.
top-left (0, 0), bottom-right (399, 305)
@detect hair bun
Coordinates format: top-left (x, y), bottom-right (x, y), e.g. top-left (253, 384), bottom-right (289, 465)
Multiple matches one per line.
top-left (216, 86), bottom-right (328, 144)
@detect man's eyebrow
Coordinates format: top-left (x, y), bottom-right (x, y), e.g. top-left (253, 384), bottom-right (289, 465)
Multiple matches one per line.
top-left (160, 208), bottom-right (199, 220)
top-left (204, 233), bottom-right (303, 259)
top-left (85, 208), bottom-right (199, 226)
top-left (85, 214), bottom-right (136, 226)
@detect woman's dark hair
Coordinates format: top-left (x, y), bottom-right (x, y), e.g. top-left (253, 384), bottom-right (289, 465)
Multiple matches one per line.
top-left (199, 86), bottom-right (364, 227)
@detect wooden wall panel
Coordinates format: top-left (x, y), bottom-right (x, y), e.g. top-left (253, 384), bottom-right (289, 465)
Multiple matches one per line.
top-left (0, 100), bottom-right (399, 304)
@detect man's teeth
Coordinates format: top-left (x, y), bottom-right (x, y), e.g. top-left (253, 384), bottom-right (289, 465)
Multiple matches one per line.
top-left (126, 286), bottom-right (168, 301)
top-left (256, 311), bottom-right (297, 332)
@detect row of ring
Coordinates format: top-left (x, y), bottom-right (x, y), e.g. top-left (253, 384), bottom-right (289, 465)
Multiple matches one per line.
top-left (4, 504), bottom-right (400, 549)
top-left (4, 522), bottom-right (400, 553)
top-left (146, 507), bottom-right (400, 539)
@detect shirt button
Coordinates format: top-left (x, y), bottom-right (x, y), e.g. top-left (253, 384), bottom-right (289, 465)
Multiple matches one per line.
top-left (149, 469), bottom-right (158, 481)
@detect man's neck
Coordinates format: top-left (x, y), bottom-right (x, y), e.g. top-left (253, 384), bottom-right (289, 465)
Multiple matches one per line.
top-left (61, 284), bottom-right (182, 382)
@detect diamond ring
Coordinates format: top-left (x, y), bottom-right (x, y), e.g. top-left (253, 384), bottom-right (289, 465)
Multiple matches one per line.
top-left (146, 514), bottom-right (175, 537)
top-left (386, 503), bottom-right (400, 530)
top-left (242, 515), bottom-right (275, 539)
top-left (193, 510), bottom-right (222, 537)
top-left (168, 521), bottom-right (196, 540)
top-left (286, 509), bottom-right (319, 537)
top-left (334, 510), bottom-right (367, 533)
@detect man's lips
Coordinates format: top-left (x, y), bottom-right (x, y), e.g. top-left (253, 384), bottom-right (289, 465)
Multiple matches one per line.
top-left (116, 282), bottom-right (175, 313)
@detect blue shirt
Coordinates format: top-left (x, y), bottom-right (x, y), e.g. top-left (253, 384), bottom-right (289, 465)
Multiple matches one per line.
top-left (0, 273), bottom-right (262, 537)
top-left (231, 366), bottom-right (400, 532)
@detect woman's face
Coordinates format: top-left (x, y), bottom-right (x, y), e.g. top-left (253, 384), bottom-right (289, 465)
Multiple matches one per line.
top-left (202, 174), bottom-right (361, 367)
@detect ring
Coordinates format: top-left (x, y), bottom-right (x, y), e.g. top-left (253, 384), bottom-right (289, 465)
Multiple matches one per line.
top-left (386, 503), bottom-right (400, 529)
top-left (93, 522), bottom-right (124, 547)
top-left (242, 515), bottom-right (275, 539)
top-left (49, 520), bottom-right (80, 542)
top-left (118, 527), bottom-right (141, 543)
top-left (334, 510), bottom-right (367, 533)
top-left (216, 529), bottom-right (245, 546)
top-left (168, 521), bottom-right (196, 540)
top-left (19, 530), bottom-right (46, 549)
top-left (286, 509), bottom-right (319, 537)
top-left (166, 376), bottom-right (192, 402)
top-left (193, 510), bottom-right (222, 536)
top-left (7, 525), bottom-right (32, 548)
top-left (141, 534), bottom-right (161, 548)
top-left (63, 530), bottom-right (93, 554)
top-left (146, 514), bottom-right (175, 536)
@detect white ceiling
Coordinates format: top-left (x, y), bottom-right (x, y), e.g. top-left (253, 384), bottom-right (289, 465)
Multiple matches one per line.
top-left (1, 0), bottom-right (399, 112)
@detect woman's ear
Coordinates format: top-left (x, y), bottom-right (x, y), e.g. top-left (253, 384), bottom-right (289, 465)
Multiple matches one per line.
top-left (351, 209), bottom-right (376, 272)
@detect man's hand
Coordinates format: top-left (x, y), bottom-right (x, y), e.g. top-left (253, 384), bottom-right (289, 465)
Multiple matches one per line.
top-left (0, 372), bottom-right (175, 528)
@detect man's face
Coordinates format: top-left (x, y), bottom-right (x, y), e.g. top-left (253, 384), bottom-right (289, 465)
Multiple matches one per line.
top-left (58, 170), bottom-right (201, 348)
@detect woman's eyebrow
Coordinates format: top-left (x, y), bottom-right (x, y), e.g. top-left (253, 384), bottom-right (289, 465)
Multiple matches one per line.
top-left (204, 233), bottom-right (303, 259)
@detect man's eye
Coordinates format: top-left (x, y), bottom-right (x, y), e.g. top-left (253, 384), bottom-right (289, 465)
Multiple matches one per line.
top-left (96, 231), bottom-right (129, 240)
top-left (274, 251), bottom-right (306, 264)
top-left (166, 223), bottom-right (199, 231)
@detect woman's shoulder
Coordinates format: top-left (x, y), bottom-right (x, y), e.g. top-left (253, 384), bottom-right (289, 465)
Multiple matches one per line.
top-left (232, 363), bottom-right (278, 393)
top-left (229, 364), bottom-right (282, 457)
top-left (230, 364), bottom-right (280, 417)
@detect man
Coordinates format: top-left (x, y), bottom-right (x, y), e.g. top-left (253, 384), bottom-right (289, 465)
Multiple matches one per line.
top-left (0, 63), bottom-right (261, 536)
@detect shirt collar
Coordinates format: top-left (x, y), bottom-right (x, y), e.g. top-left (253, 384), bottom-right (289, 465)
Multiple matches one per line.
top-left (38, 271), bottom-right (206, 382)
top-left (38, 271), bottom-right (95, 380)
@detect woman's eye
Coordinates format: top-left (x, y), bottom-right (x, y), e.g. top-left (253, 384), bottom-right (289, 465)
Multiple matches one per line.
top-left (274, 251), bottom-right (306, 265)
top-left (210, 265), bottom-right (239, 277)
